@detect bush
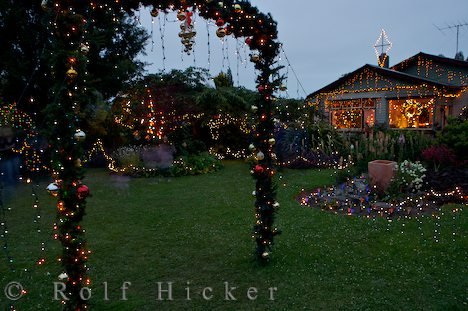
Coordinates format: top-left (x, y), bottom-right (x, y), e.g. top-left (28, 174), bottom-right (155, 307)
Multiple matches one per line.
top-left (347, 129), bottom-right (433, 174)
top-left (171, 153), bottom-right (223, 176)
top-left (421, 145), bottom-right (456, 171)
top-left (437, 118), bottom-right (468, 161)
top-left (275, 122), bottom-right (344, 168)
top-left (112, 145), bottom-right (143, 168)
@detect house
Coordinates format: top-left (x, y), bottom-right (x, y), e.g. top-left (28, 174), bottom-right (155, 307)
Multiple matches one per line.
top-left (306, 52), bottom-right (468, 131)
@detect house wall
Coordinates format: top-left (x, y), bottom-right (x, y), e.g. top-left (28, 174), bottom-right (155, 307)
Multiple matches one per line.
top-left (452, 90), bottom-right (468, 116)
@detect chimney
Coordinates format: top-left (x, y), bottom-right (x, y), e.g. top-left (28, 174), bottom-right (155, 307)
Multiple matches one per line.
top-left (378, 53), bottom-right (390, 68)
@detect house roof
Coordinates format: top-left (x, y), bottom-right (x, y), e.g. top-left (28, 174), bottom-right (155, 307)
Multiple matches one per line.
top-left (391, 52), bottom-right (468, 71)
top-left (306, 63), bottom-right (458, 99)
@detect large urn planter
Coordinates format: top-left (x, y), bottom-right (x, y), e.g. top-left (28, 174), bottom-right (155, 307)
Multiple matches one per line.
top-left (368, 160), bottom-right (397, 193)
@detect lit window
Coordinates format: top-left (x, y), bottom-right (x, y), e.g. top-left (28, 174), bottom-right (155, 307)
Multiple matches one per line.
top-left (389, 99), bottom-right (434, 129)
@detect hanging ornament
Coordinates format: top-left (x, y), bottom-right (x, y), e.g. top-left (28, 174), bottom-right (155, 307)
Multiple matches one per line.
top-left (257, 85), bottom-right (265, 93)
top-left (177, 10), bottom-right (186, 21)
top-left (58, 272), bottom-right (68, 281)
top-left (250, 54), bottom-right (260, 62)
top-left (254, 164), bottom-right (265, 175)
top-left (46, 183), bottom-right (60, 197)
top-left (75, 159), bottom-right (82, 168)
top-left (245, 37), bottom-right (252, 46)
top-left (279, 84), bottom-right (287, 91)
top-left (261, 252), bottom-right (270, 259)
top-left (74, 129), bottom-right (86, 141)
top-left (216, 18), bottom-right (225, 27)
top-left (66, 67), bottom-right (78, 80)
top-left (249, 143), bottom-right (256, 151)
top-left (233, 4), bottom-right (242, 13)
top-left (77, 185), bottom-right (90, 200)
top-left (251, 105), bottom-right (258, 112)
top-left (273, 202), bottom-right (280, 208)
top-left (80, 43), bottom-right (90, 54)
top-left (41, 0), bottom-right (49, 10)
top-left (150, 8), bottom-right (159, 17)
top-left (268, 138), bottom-right (276, 145)
top-left (216, 27), bottom-right (226, 38)
top-left (218, 1), bottom-right (224, 7)
top-left (256, 151), bottom-right (265, 161)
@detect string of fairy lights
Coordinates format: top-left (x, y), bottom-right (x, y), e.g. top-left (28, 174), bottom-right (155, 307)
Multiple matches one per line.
top-left (145, 7), bottom-right (306, 98)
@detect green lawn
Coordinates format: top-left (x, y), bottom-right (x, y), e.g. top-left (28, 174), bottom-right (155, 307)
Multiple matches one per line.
top-left (1, 161), bottom-right (466, 310)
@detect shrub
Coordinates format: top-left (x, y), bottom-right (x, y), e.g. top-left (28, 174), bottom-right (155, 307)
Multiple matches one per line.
top-left (437, 118), bottom-right (468, 161)
top-left (421, 145), bottom-right (456, 171)
top-left (171, 153), bottom-right (222, 176)
top-left (347, 129), bottom-right (433, 174)
top-left (396, 160), bottom-right (427, 192)
top-left (112, 145), bottom-right (143, 168)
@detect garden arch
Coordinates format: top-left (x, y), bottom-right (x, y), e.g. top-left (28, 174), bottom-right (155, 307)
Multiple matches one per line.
top-left (43, 1), bottom-right (283, 309)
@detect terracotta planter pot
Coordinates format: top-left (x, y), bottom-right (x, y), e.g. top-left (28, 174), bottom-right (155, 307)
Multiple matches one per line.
top-left (368, 160), bottom-right (397, 193)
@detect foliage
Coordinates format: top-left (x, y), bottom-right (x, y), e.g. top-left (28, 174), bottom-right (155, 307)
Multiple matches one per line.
top-left (171, 153), bottom-right (223, 176)
top-left (348, 130), bottom-right (433, 173)
top-left (274, 98), bottom-right (307, 124)
top-left (437, 118), bottom-right (468, 161)
top-left (112, 68), bottom-right (210, 144)
top-left (167, 124), bottom-right (207, 156)
top-left (0, 1), bottom-right (148, 131)
top-left (275, 121), bottom-right (346, 169)
top-left (396, 160), bottom-right (427, 192)
top-left (421, 145), bottom-right (456, 171)
top-left (112, 145), bottom-right (144, 168)
top-left (213, 69), bottom-right (234, 88)
top-left (196, 86), bottom-right (254, 116)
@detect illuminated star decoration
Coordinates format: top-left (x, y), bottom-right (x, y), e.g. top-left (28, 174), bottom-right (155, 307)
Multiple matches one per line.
top-left (373, 29), bottom-right (392, 67)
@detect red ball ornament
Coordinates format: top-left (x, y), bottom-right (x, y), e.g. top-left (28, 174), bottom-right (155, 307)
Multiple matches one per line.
top-left (254, 165), bottom-right (265, 174)
top-left (216, 18), bottom-right (225, 26)
top-left (245, 37), bottom-right (252, 46)
top-left (77, 185), bottom-right (89, 200)
top-left (257, 85), bottom-right (265, 93)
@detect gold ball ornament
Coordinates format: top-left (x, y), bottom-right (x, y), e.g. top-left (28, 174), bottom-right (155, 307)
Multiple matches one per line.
top-left (216, 27), bottom-right (226, 38)
top-left (233, 4), bottom-right (242, 13)
top-left (177, 11), bottom-right (186, 21)
top-left (251, 105), bottom-right (258, 112)
top-left (261, 252), bottom-right (270, 259)
top-left (268, 138), bottom-right (276, 145)
top-left (249, 144), bottom-right (256, 151)
top-left (66, 67), bottom-right (78, 79)
top-left (151, 8), bottom-right (159, 17)
top-left (250, 54), bottom-right (260, 62)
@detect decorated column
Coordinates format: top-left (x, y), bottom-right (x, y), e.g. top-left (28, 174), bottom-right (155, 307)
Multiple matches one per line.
top-left (42, 2), bottom-right (91, 310)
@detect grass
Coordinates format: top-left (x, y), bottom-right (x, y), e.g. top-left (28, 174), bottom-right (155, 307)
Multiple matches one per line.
top-left (1, 161), bottom-right (466, 310)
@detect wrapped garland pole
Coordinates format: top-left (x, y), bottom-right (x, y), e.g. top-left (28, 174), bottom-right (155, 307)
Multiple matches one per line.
top-left (42, 2), bottom-right (92, 310)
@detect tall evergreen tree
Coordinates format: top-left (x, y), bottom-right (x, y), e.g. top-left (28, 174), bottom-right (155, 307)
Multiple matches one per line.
top-left (0, 1), bottom-right (149, 125)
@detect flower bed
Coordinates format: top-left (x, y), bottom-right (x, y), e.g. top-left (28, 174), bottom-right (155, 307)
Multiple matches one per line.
top-left (297, 175), bottom-right (466, 219)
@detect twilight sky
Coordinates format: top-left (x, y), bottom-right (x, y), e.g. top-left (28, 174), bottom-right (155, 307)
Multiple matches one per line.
top-left (139, 0), bottom-right (468, 98)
